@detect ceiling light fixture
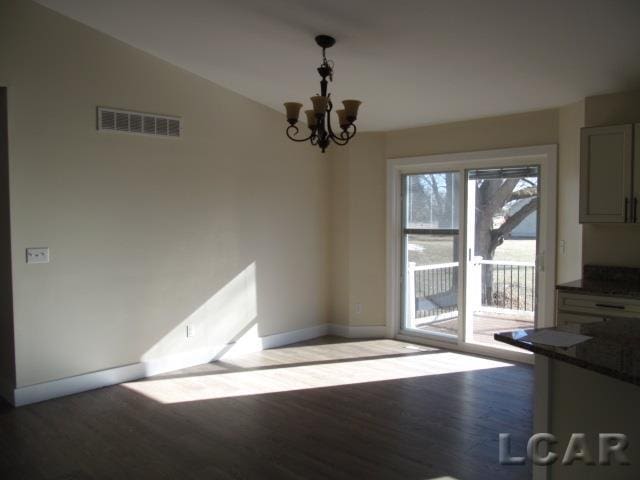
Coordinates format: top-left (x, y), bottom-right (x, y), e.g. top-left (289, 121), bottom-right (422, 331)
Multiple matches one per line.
top-left (283, 35), bottom-right (361, 153)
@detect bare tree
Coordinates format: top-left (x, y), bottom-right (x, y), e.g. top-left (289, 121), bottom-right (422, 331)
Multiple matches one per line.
top-left (409, 175), bottom-right (537, 301)
top-left (474, 178), bottom-right (537, 262)
top-left (408, 175), bottom-right (537, 258)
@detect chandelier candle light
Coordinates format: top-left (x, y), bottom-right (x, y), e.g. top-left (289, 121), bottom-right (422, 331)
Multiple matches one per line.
top-left (284, 35), bottom-right (362, 153)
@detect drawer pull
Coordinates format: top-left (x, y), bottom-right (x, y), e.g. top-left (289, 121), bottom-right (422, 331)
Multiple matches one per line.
top-left (595, 303), bottom-right (625, 310)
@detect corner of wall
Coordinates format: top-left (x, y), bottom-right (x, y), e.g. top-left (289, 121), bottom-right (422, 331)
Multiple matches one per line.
top-left (556, 100), bottom-right (585, 283)
top-left (585, 90), bottom-right (640, 127)
top-left (327, 133), bottom-right (388, 328)
top-left (0, 86), bottom-right (16, 401)
top-left (327, 145), bottom-right (350, 326)
top-left (345, 133), bottom-right (387, 327)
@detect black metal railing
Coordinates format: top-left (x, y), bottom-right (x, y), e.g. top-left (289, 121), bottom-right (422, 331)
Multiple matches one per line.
top-left (480, 261), bottom-right (536, 312)
top-left (412, 263), bottom-right (458, 318)
top-left (409, 260), bottom-right (536, 319)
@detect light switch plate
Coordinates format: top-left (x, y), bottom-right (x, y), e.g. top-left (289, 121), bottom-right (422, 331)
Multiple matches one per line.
top-left (26, 247), bottom-right (49, 264)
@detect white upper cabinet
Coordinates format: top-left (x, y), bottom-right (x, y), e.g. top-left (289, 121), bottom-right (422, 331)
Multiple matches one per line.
top-left (579, 124), bottom-right (634, 223)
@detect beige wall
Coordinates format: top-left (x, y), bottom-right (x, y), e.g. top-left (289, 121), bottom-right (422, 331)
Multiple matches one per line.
top-left (557, 101), bottom-right (584, 283)
top-left (584, 90), bottom-right (640, 127)
top-left (328, 145), bottom-right (350, 325)
top-left (333, 109), bottom-right (576, 327)
top-left (0, 0), bottom-right (600, 388)
top-left (0, 0), bottom-right (329, 387)
top-left (582, 91), bottom-right (640, 267)
top-left (385, 109), bottom-right (559, 159)
top-left (329, 133), bottom-right (386, 327)
top-left (0, 87), bottom-right (15, 393)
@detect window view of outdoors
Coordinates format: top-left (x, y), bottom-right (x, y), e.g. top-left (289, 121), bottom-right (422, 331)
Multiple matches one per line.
top-left (404, 172), bottom-right (460, 338)
top-left (468, 168), bottom-right (538, 350)
top-left (403, 168), bottom-right (538, 351)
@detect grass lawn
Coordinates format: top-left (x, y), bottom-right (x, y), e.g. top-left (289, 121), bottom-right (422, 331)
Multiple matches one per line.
top-left (493, 239), bottom-right (536, 263)
top-left (407, 236), bottom-right (536, 267)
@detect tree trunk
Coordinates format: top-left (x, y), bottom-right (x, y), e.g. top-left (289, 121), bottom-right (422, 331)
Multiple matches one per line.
top-left (473, 179), bottom-right (536, 306)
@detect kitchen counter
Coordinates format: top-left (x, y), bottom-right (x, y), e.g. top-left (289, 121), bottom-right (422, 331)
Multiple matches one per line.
top-left (557, 264), bottom-right (640, 299)
top-left (556, 278), bottom-right (640, 299)
top-left (502, 264), bottom-right (640, 478)
top-left (495, 316), bottom-right (640, 386)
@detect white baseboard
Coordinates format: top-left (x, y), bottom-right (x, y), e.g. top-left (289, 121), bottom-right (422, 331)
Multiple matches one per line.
top-left (9, 322), bottom-right (387, 407)
top-left (13, 363), bottom-right (145, 407)
top-left (10, 323), bottom-right (330, 407)
top-left (328, 324), bottom-right (387, 338)
top-left (141, 323), bottom-right (331, 377)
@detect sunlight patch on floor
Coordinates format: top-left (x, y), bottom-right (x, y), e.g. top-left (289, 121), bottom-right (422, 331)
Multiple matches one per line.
top-left (215, 338), bottom-right (438, 369)
top-left (123, 349), bottom-right (514, 404)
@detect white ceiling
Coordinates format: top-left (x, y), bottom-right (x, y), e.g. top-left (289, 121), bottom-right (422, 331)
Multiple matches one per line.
top-left (36, 0), bottom-right (640, 131)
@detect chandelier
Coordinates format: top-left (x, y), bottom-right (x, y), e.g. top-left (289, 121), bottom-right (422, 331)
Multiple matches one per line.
top-left (283, 35), bottom-right (362, 153)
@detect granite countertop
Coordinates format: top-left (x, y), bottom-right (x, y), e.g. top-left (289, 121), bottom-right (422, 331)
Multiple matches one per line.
top-left (556, 278), bottom-right (640, 299)
top-left (557, 265), bottom-right (640, 299)
top-left (495, 317), bottom-right (640, 386)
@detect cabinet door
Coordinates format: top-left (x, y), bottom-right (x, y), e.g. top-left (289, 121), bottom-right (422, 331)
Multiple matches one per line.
top-left (579, 124), bottom-right (633, 223)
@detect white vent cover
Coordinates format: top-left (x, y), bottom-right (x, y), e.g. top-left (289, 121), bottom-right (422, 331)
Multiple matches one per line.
top-left (97, 107), bottom-right (181, 138)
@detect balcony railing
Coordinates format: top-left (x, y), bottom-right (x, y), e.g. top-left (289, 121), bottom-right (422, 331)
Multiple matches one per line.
top-left (407, 259), bottom-right (536, 320)
top-left (410, 262), bottom-right (459, 318)
top-left (478, 260), bottom-right (536, 312)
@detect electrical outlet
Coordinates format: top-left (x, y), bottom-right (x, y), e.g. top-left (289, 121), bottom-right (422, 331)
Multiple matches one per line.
top-left (186, 324), bottom-right (195, 338)
top-left (26, 247), bottom-right (49, 264)
top-left (355, 303), bottom-right (363, 315)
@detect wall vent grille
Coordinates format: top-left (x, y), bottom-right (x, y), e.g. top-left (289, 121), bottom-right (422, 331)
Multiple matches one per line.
top-left (97, 107), bottom-right (181, 138)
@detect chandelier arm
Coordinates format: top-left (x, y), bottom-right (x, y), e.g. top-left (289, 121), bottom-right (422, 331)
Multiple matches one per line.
top-left (286, 125), bottom-right (315, 142)
top-left (329, 128), bottom-right (352, 143)
top-left (328, 127), bottom-right (350, 146)
top-left (340, 122), bottom-right (357, 140)
top-left (329, 122), bottom-right (357, 144)
top-left (329, 135), bottom-right (350, 146)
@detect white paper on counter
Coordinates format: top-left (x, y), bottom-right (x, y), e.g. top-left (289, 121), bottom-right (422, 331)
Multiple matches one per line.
top-left (522, 330), bottom-right (592, 348)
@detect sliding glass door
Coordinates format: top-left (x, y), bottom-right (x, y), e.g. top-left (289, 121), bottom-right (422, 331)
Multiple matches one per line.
top-left (401, 172), bottom-right (462, 340)
top-left (400, 164), bottom-right (543, 357)
top-left (464, 167), bottom-right (539, 351)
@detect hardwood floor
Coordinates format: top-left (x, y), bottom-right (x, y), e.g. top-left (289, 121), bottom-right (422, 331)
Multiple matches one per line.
top-left (414, 311), bottom-right (534, 352)
top-left (0, 337), bottom-right (532, 480)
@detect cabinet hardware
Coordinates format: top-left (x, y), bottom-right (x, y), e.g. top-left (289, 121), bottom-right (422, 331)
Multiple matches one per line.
top-left (595, 303), bottom-right (625, 310)
top-left (635, 198), bottom-right (638, 223)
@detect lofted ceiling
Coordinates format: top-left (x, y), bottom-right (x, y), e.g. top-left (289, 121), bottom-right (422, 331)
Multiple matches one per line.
top-left (36, 0), bottom-right (640, 131)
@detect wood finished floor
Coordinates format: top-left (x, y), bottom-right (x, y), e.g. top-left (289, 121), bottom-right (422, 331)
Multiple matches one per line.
top-left (0, 337), bottom-right (532, 480)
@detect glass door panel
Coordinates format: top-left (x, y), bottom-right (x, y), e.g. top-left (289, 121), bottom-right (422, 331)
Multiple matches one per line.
top-left (402, 172), bottom-right (461, 339)
top-left (465, 167), bottom-right (539, 351)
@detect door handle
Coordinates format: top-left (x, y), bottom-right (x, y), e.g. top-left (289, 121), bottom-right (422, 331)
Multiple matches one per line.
top-left (635, 198), bottom-right (638, 223)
